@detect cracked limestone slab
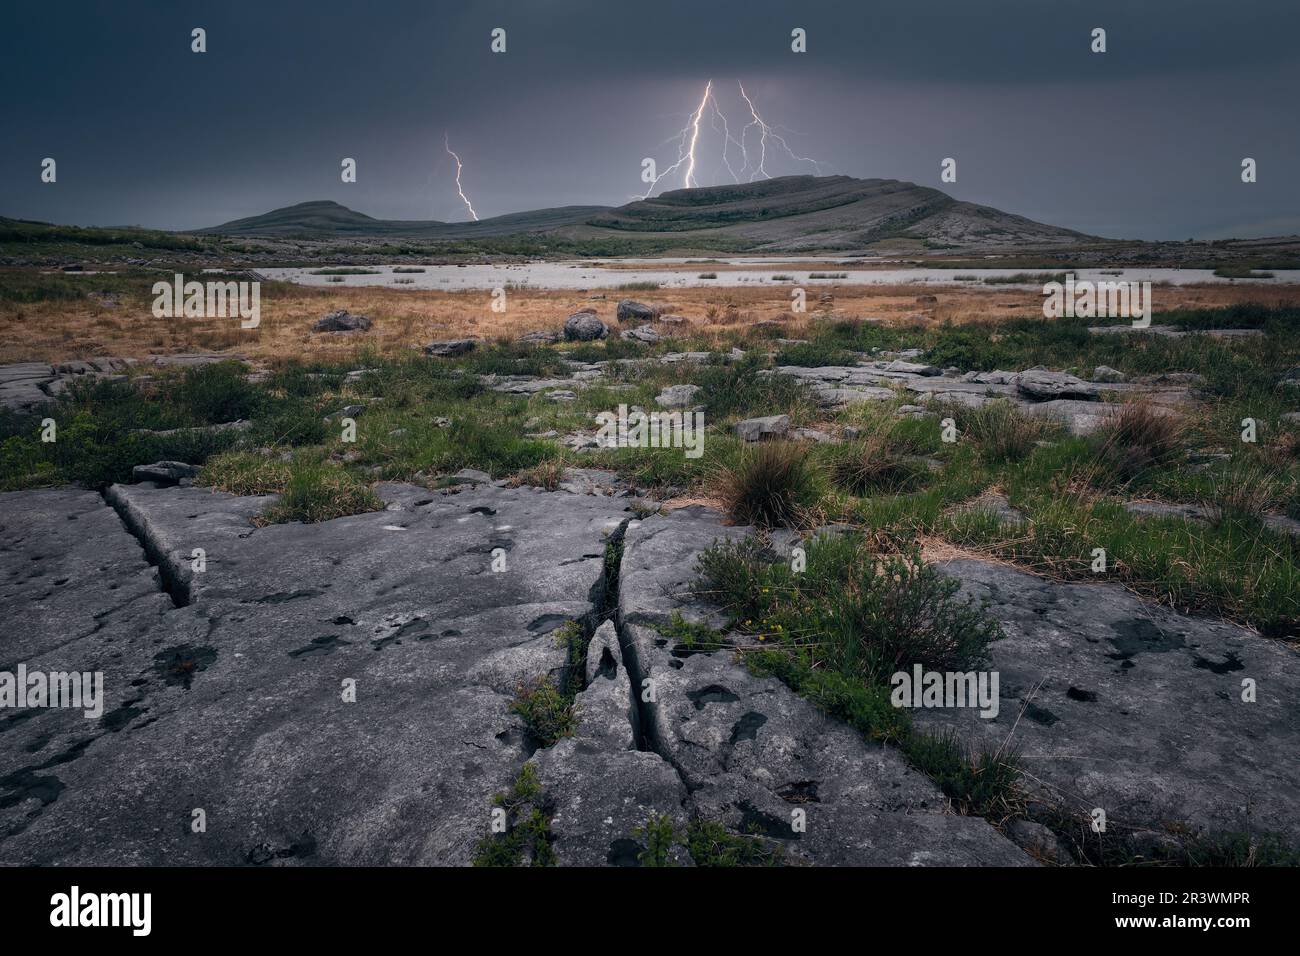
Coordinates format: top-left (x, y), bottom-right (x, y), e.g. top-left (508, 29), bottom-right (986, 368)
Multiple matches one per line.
top-left (616, 508), bottom-right (1034, 866)
top-left (914, 559), bottom-right (1300, 845)
top-left (0, 483), bottom-right (631, 865)
top-left (533, 621), bottom-right (691, 866)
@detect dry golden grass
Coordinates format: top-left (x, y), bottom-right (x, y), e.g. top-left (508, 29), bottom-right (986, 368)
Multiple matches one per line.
top-left (3, 269), bottom-right (1299, 364)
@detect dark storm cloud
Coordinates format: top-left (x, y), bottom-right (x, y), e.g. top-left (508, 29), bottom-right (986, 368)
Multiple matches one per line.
top-left (1, 0), bottom-right (1296, 238)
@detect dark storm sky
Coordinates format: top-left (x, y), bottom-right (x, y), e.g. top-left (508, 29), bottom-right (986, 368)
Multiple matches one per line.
top-left (2, 0), bottom-right (1297, 239)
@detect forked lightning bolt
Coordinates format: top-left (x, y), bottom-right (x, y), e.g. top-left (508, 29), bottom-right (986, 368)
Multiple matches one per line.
top-left (444, 133), bottom-right (479, 221)
top-left (641, 81), bottom-right (823, 198)
top-left (737, 82), bottom-right (823, 181)
top-left (640, 80), bottom-right (715, 198)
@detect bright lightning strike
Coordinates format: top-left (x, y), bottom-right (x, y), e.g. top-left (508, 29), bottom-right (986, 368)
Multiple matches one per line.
top-left (737, 82), bottom-right (823, 181)
top-left (640, 81), bottom-right (823, 199)
top-left (444, 133), bottom-right (479, 221)
top-left (640, 80), bottom-right (716, 198)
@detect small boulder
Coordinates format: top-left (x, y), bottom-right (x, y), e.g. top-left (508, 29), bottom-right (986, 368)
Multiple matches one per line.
top-left (655, 384), bottom-right (702, 409)
top-left (518, 330), bottom-right (559, 345)
top-left (1012, 368), bottom-right (1099, 401)
top-left (620, 324), bottom-right (660, 343)
top-left (424, 338), bottom-right (477, 357)
top-left (882, 359), bottom-right (941, 377)
top-left (1092, 365), bottom-right (1127, 383)
top-left (915, 294), bottom-right (938, 305)
top-left (132, 461), bottom-right (201, 486)
top-left (563, 312), bottom-right (608, 341)
top-left (312, 310), bottom-right (372, 333)
top-left (656, 314), bottom-right (689, 325)
top-left (448, 468), bottom-right (492, 486)
top-left (616, 300), bottom-right (657, 323)
top-left (734, 414), bottom-right (791, 442)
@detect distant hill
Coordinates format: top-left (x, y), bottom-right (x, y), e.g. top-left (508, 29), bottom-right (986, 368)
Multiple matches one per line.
top-left (198, 176), bottom-right (1092, 252)
top-left (197, 200), bottom-right (609, 239)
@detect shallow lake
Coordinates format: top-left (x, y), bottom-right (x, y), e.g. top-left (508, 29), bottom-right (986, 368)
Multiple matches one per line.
top-left (254, 260), bottom-right (1300, 291)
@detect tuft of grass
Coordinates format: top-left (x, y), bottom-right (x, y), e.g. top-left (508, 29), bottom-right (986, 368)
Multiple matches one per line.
top-left (1092, 401), bottom-right (1189, 481)
top-left (472, 763), bottom-right (555, 867)
top-left (634, 813), bottom-right (678, 867)
top-left (949, 399), bottom-right (1058, 463)
top-left (198, 451), bottom-right (293, 495)
top-left (698, 534), bottom-right (1004, 688)
top-left (900, 728), bottom-right (1021, 818)
top-left (684, 820), bottom-right (784, 867)
top-left (257, 462), bottom-right (383, 524)
top-left (821, 421), bottom-right (929, 494)
top-left (509, 675), bottom-right (577, 748)
top-left (714, 441), bottom-right (823, 529)
top-left (1201, 459), bottom-right (1285, 528)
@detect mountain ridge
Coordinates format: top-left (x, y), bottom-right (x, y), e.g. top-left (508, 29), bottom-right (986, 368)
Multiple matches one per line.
top-left (197, 176), bottom-right (1097, 252)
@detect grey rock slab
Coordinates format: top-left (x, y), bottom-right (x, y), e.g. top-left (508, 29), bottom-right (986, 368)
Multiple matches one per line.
top-left (1088, 324), bottom-right (1185, 338)
top-left (916, 559), bottom-right (1300, 845)
top-left (813, 385), bottom-right (897, 407)
top-left (131, 461), bottom-right (201, 485)
top-left (517, 329), bottom-right (560, 345)
top-left (881, 360), bottom-right (941, 376)
top-left (487, 376), bottom-right (576, 395)
top-left (1012, 369), bottom-right (1100, 401)
top-left (655, 384), bottom-right (702, 409)
top-left (733, 414), bottom-right (791, 441)
top-left (533, 743), bottom-right (690, 867)
top-left (0, 484), bottom-right (631, 864)
top-left (617, 506), bottom-right (750, 632)
top-left (423, 338), bottom-right (477, 357)
top-left (312, 310), bottom-right (371, 333)
top-left (0, 488), bottom-right (171, 668)
top-left (620, 324), bottom-right (659, 343)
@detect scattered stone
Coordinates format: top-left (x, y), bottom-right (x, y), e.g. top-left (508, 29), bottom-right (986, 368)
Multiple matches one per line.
top-left (788, 427), bottom-right (833, 443)
top-left (325, 404), bottom-right (365, 421)
top-left (312, 310), bottom-right (371, 333)
top-left (883, 360), bottom-right (941, 377)
top-left (1005, 820), bottom-right (1072, 865)
top-left (433, 416), bottom-right (451, 428)
top-left (518, 330), bottom-right (559, 345)
top-left (1012, 368), bottom-right (1100, 401)
top-left (1092, 365), bottom-right (1127, 383)
top-left (424, 338), bottom-right (477, 357)
top-left (616, 300), bottom-right (657, 323)
top-left (656, 314), bottom-right (688, 325)
top-left (547, 390), bottom-right (578, 402)
top-left (448, 468), bottom-right (492, 485)
top-left (733, 415), bottom-right (791, 441)
top-left (564, 312), bottom-right (608, 341)
top-left (132, 461), bottom-right (201, 486)
top-left (655, 384), bottom-right (702, 409)
top-left (814, 385), bottom-right (898, 407)
top-left (915, 294), bottom-right (938, 305)
top-left (620, 324), bottom-right (660, 343)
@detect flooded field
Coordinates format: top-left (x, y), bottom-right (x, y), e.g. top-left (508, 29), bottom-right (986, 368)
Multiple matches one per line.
top-left (254, 260), bottom-right (1300, 291)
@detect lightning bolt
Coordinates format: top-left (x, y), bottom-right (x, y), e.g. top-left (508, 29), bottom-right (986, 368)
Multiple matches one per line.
top-left (444, 133), bottom-right (479, 222)
top-left (640, 80), bottom-right (715, 198)
top-left (639, 81), bottom-right (822, 199)
top-left (737, 82), bottom-right (823, 180)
